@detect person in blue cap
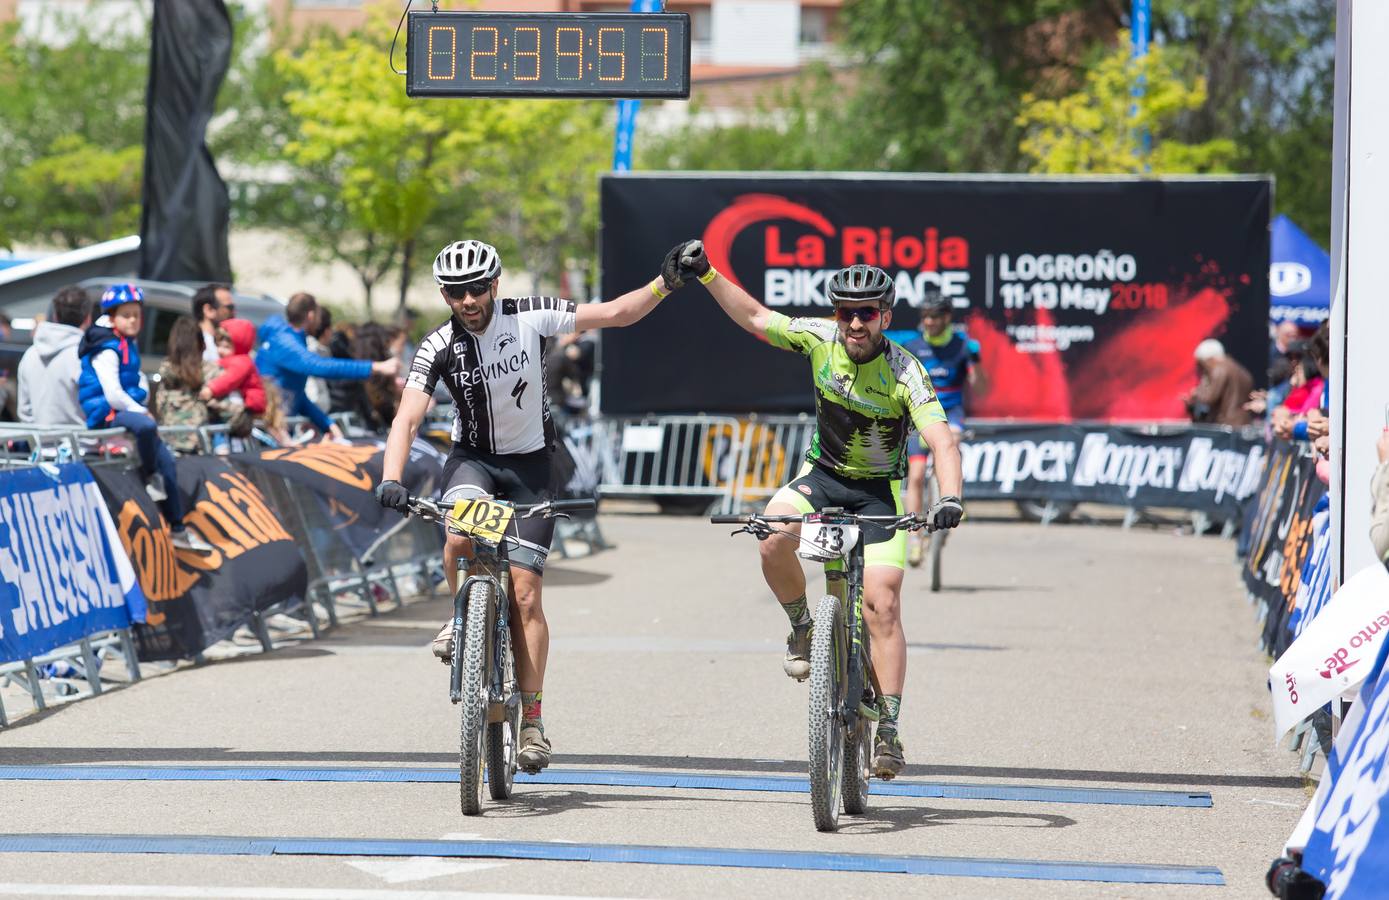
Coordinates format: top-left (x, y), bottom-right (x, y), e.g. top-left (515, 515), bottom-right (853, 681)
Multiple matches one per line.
top-left (77, 284), bottom-right (214, 553)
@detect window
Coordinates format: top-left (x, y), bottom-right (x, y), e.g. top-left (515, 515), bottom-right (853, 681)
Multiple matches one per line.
top-left (800, 8), bottom-right (828, 45)
top-left (690, 7), bottom-right (711, 42)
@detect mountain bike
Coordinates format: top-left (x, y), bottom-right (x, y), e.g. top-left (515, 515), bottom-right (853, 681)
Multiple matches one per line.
top-left (401, 493), bottom-right (595, 815)
top-left (910, 427), bottom-right (972, 591)
top-left (711, 507), bottom-right (934, 832)
top-left (910, 462), bottom-right (947, 591)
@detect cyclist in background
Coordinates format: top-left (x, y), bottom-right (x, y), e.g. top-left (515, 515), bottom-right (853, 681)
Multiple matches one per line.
top-left (900, 291), bottom-right (986, 567)
top-left (674, 240), bottom-right (964, 778)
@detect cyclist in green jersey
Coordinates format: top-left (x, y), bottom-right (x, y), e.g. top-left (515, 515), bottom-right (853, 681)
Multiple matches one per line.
top-left (668, 241), bottom-right (964, 777)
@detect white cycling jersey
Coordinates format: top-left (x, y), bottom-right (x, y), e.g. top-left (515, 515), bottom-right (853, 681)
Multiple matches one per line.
top-left (405, 297), bottom-right (576, 455)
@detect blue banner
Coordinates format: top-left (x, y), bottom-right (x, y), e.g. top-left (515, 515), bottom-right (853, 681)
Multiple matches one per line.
top-left (0, 464), bottom-right (146, 664)
top-left (612, 0), bottom-right (663, 171)
top-left (1301, 636), bottom-right (1389, 897)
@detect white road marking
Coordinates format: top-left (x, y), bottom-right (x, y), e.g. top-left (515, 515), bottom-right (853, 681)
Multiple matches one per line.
top-left (345, 832), bottom-right (504, 884)
top-left (0, 886), bottom-right (629, 900)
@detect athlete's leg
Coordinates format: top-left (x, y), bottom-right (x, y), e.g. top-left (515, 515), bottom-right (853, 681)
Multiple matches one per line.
top-left (862, 565), bottom-right (906, 697)
top-left (509, 565), bottom-right (547, 695)
top-left (759, 500), bottom-right (806, 604)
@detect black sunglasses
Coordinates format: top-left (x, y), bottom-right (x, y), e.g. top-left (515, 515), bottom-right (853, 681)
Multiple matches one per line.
top-left (835, 306), bottom-right (881, 324)
top-left (444, 280), bottom-right (492, 300)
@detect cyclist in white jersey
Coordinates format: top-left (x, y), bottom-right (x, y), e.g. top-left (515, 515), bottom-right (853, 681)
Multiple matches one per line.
top-left (375, 239), bottom-right (692, 771)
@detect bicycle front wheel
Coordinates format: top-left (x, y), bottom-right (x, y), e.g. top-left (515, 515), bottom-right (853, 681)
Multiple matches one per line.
top-left (808, 593), bottom-right (847, 832)
top-left (486, 621), bottom-right (519, 800)
top-left (459, 579), bottom-right (491, 815)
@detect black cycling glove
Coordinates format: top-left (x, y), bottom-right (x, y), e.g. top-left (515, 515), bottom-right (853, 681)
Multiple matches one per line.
top-left (677, 240), bottom-right (711, 281)
top-left (375, 479), bottom-right (410, 512)
top-left (660, 243), bottom-right (687, 293)
top-left (929, 495), bottom-right (964, 530)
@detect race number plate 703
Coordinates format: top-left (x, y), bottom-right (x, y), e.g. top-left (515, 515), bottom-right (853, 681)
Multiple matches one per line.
top-left (447, 498), bottom-right (515, 544)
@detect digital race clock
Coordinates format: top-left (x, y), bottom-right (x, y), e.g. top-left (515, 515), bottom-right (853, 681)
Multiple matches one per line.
top-left (406, 12), bottom-right (691, 99)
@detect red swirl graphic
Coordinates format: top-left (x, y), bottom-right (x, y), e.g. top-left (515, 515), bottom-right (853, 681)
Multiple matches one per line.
top-left (701, 194), bottom-right (836, 289)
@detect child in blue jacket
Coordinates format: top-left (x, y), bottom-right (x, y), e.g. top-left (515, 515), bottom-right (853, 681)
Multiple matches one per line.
top-left (78, 284), bottom-right (213, 553)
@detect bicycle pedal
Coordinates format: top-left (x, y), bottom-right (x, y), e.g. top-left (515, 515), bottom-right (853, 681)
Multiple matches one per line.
top-left (519, 764), bottom-right (542, 775)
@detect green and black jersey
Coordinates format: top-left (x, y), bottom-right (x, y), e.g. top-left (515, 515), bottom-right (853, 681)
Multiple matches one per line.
top-left (767, 312), bottom-right (947, 480)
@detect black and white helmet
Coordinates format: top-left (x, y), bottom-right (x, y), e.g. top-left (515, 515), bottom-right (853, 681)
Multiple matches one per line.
top-left (827, 264), bottom-right (895, 308)
top-left (433, 240), bottom-right (501, 285)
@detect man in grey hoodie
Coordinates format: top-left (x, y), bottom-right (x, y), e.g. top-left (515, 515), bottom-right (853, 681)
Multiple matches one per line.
top-left (18, 286), bottom-right (92, 426)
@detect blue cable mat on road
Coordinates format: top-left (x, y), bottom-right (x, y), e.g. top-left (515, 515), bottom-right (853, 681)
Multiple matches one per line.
top-left (0, 765), bottom-right (1212, 808)
top-left (0, 834), bottom-right (1225, 885)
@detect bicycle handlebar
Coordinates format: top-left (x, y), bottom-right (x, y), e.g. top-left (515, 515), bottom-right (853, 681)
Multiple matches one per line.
top-left (405, 495), bottom-right (596, 520)
top-left (710, 511), bottom-right (934, 531)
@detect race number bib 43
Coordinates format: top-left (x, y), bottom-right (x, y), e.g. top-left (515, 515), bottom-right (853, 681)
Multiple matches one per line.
top-left (448, 498), bottom-right (515, 544)
top-left (799, 520), bottom-right (860, 562)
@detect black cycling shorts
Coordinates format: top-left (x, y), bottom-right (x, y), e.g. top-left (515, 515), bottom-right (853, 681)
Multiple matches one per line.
top-left (769, 462), bottom-right (907, 569)
top-left (441, 446), bottom-right (554, 575)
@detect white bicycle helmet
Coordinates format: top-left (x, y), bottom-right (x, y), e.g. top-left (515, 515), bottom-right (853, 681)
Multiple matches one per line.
top-left (433, 240), bottom-right (501, 285)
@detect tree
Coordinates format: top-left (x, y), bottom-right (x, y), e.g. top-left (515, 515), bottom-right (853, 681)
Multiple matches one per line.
top-left (1147, 0), bottom-right (1335, 245)
top-left (276, 18), bottom-right (504, 318)
top-left (1016, 33), bottom-right (1238, 174)
top-left (0, 14), bottom-right (149, 249)
top-left (465, 99), bottom-right (609, 295)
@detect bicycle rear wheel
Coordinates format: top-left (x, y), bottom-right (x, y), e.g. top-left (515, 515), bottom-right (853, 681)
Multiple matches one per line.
top-left (486, 622), bottom-right (519, 800)
top-left (459, 579), bottom-right (491, 815)
top-left (841, 717), bottom-right (872, 815)
top-left (808, 594), bottom-right (847, 832)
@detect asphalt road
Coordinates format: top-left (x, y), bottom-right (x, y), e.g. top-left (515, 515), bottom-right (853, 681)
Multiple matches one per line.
top-left (0, 508), bottom-right (1307, 899)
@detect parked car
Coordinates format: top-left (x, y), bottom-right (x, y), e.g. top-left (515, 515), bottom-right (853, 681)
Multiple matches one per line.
top-left (0, 278), bottom-right (285, 373)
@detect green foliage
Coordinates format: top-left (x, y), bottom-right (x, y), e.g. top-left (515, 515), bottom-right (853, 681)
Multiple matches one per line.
top-left (1017, 33), bottom-right (1238, 174)
top-left (20, 136), bottom-right (143, 247)
top-left (233, 11), bottom-right (607, 316)
top-left (0, 15), bottom-right (148, 249)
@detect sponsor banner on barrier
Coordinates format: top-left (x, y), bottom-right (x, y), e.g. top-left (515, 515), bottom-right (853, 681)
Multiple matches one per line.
top-left (600, 175), bottom-right (1270, 419)
top-left (1269, 563), bottom-right (1389, 737)
top-left (952, 424), bottom-right (1263, 516)
top-left (1300, 636), bottom-right (1389, 897)
top-left (91, 457), bottom-right (308, 660)
top-left (0, 464), bottom-right (146, 664)
top-left (233, 438), bottom-right (443, 558)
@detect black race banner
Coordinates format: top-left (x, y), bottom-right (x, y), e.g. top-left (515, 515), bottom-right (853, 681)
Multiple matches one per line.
top-left (232, 438), bottom-right (444, 558)
top-left (90, 457), bottom-right (308, 660)
top-left (953, 424), bottom-right (1264, 516)
top-left (599, 174), bottom-right (1271, 419)
top-left (1238, 443), bottom-right (1327, 653)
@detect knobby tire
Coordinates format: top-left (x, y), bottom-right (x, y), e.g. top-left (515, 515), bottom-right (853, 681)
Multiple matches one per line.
top-left (808, 594), bottom-right (846, 832)
top-left (459, 579), bottom-right (491, 815)
top-left (486, 618), bottom-right (519, 801)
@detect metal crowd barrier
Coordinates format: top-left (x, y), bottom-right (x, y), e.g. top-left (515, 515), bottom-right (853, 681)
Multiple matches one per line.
top-left (589, 414), bottom-right (748, 515)
top-left (0, 419), bottom-right (444, 725)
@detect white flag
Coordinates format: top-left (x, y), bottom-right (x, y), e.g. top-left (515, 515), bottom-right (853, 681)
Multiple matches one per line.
top-left (1269, 563), bottom-right (1389, 739)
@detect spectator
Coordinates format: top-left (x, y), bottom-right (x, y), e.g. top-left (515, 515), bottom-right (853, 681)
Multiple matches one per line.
top-left (304, 305), bottom-right (334, 413)
top-left (77, 285), bottom-right (212, 552)
top-left (1269, 320), bottom-right (1303, 374)
top-left (202, 318), bottom-right (268, 440)
top-left (256, 292), bottom-right (400, 440)
top-left (17, 286), bottom-right (91, 426)
top-left (192, 283), bottom-right (235, 363)
top-left (326, 321), bottom-right (358, 416)
top-left (1184, 339), bottom-right (1255, 427)
top-left (324, 322), bottom-right (403, 431)
top-left (546, 328), bottom-right (596, 416)
top-left (153, 317), bottom-right (219, 454)
top-left (1371, 430), bottom-right (1389, 565)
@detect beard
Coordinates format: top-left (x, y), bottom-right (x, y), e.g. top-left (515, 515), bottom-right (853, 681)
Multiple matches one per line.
top-left (841, 331), bottom-right (882, 363)
top-left (456, 299), bottom-right (494, 333)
